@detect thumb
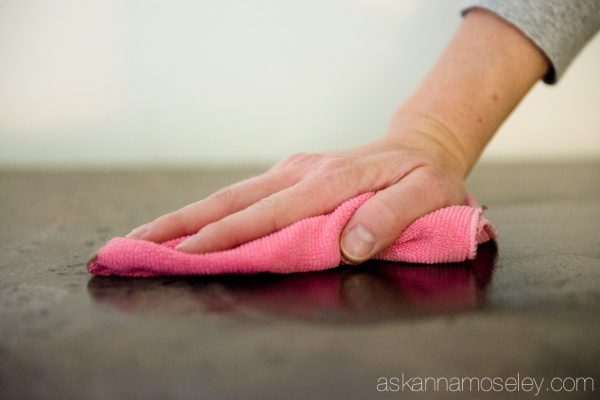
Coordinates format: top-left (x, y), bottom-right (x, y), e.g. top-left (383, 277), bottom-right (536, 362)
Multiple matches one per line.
top-left (340, 176), bottom-right (445, 263)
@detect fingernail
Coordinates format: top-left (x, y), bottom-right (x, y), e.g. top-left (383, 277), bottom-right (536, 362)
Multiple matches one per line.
top-left (125, 223), bottom-right (151, 238)
top-left (341, 224), bottom-right (376, 262)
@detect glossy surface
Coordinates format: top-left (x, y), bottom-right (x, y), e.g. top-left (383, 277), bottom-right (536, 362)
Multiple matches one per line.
top-left (1, 163), bottom-right (599, 399)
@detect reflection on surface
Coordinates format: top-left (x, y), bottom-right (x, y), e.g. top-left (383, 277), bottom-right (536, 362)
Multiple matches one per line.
top-left (87, 241), bottom-right (497, 322)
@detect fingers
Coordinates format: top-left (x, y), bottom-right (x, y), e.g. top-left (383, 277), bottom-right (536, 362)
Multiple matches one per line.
top-left (340, 168), bottom-right (464, 263)
top-left (126, 170), bottom-right (295, 243)
top-left (174, 174), bottom-right (357, 253)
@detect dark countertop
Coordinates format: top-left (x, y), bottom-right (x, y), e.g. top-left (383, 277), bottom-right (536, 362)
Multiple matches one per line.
top-left (1, 162), bottom-right (599, 399)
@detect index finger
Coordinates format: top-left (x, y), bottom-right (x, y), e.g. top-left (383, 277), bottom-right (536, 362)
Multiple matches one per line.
top-left (128, 170), bottom-right (295, 243)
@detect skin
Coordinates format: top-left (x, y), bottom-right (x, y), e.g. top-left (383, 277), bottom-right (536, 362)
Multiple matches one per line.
top-left (120, 9), bottom-right (548, 264)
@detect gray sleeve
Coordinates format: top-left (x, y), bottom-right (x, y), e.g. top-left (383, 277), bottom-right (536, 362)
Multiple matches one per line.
top-left (461, 0), bottom-right (600, 84)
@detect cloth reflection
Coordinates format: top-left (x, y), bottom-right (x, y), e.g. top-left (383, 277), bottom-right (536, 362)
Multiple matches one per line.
top-left (87, 241), bottom-right (497, 322)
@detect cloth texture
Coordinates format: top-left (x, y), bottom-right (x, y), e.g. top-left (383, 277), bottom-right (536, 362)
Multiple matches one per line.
top-left (461, 0), bottom-right (600, 83)
top-left (87, 192), bottom-right (497, 277)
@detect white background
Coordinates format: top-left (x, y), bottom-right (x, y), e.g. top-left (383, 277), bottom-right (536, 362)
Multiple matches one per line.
top-left (1, 0), bottom-right (599, 167)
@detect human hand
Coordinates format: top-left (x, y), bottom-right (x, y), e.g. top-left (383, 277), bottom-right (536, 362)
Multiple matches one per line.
top-left (123, 6), bottom-right (550, 264)
top-left (125, 113), bottom-right (470, 263)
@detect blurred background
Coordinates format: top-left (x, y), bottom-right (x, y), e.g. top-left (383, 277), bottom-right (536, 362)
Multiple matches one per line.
top-left (1, 0), bottom-right (599, 168)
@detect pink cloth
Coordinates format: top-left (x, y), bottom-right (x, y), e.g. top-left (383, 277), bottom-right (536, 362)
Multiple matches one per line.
top-left (87, 192), bottom-right (496, 277)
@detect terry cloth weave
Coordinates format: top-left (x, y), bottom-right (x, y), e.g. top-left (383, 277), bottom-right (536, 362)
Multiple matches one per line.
top-left (87, 192), bottom-right (497, 277)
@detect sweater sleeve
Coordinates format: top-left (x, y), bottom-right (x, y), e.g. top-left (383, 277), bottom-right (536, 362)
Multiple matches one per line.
top-left (461, 0), bottom-right (600, 84)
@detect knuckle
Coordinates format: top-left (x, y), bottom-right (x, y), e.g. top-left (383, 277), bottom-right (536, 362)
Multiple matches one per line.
top-left (305, 156), bottom-right (361, 187)
top-left (315, 155), bottom-right (357, 174)
top-left (253, 196), bottom-right (284, 230)
top-left (271, 152), bottom-right (321, 180)
top-left (375, 195), bottom-right (405, 224)
top-left (287, 152), bottom-right (311, 163)
top-left (156, 211), bottom-right (186, 230)
top-left (281, 152), bottom-right (317, 167)
top-left (254, 195), bottom-right (281, 214)
top-left (300, 156), bottom-right (365, 202)
top-left (210, 187), bottom-right (238, 208)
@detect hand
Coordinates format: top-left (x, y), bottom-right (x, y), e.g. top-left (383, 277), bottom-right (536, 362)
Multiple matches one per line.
top-left (124, 7), bottom-right (549, 264)
top-left (125, 113), bottom-right (470, 263)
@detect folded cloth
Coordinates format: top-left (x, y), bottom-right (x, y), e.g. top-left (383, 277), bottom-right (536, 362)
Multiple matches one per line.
top-left (87, 192), bottom-right (496, 277)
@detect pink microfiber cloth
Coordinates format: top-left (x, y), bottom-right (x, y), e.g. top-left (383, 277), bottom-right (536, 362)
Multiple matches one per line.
top-left (87, 192), bottom-right (496, 277)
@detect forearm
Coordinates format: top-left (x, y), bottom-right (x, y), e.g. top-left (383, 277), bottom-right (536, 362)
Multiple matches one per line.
top-left (389, 8), bottom-right (548, 177)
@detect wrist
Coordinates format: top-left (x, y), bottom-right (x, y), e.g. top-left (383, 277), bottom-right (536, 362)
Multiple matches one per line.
top-left (383, 8), bottom-right (548, 179)
top-left (385, 109), bottom-right (473, 178)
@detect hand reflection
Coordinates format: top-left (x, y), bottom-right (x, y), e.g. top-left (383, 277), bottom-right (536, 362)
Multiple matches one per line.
top-left (87, 241), bottom-right (496, 322)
